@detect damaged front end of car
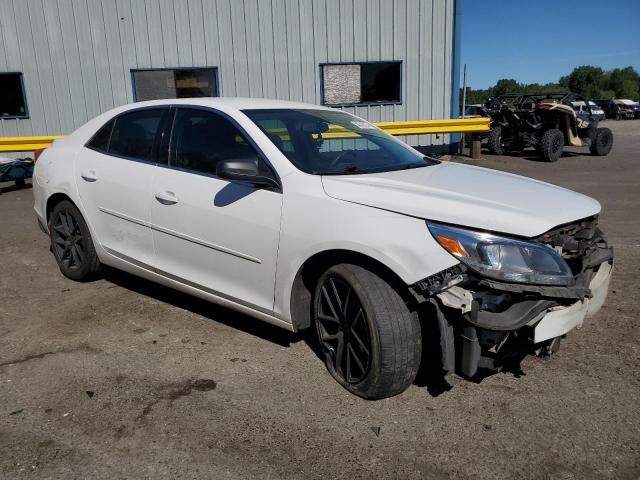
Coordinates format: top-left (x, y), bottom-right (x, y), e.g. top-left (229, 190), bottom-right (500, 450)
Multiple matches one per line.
top-left (410, 217), bottom-right (613, 378)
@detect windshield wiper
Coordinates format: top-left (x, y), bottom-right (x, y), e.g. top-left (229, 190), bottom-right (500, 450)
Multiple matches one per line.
top-left (311, 165), bottom-right (364, 175)
top-left (390, 158), bottom-right (440, 172)
top-left (422, 156), bottom-right (442, 165)
top-left (312, 158), bottom-right (440, 175)
top-left (397, 162), bottom-right (429, 170)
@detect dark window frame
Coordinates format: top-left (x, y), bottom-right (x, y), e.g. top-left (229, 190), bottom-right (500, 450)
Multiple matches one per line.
top-left (86, 104), bottom-right (281, 190)
top-left (85, 117), bottom-right (115, 153)
top-left (0, 72), bottom-right (29, 119)
top-left (319, 61), bottom-right (403, 108)
top-left (163, 105), bottom-right (281, 189)
top-left (84, 104), bottom-right (281, 190)
top-left (130, 67), bottom-right (220, 102)
top-left (167, 106), bottom-right (258, 175)
top-left (84, 106), bottom-right (170, 165)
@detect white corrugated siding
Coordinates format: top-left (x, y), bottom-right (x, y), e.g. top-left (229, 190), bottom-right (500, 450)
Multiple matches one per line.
top-left (0, 0), bottom-right (455, 146)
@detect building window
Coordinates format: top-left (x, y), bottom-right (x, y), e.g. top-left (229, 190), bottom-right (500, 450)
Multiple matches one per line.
top-left (321, 62), bottom-right (401, 106)
top-left (0, 72), bottom-right (28, 118)
top-left (131, 68), bottom-right (219, 102)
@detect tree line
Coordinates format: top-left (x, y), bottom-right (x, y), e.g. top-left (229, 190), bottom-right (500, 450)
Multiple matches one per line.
top-left (463, 66), bottom-right (640, 106)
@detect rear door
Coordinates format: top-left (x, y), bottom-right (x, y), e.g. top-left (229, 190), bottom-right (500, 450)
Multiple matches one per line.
top-left (77, 107), bottom-right (168, 266)
top-left (149, 107), bottom-right (283, 313)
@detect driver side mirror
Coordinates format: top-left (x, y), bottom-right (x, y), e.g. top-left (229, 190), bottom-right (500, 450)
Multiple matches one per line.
top-left (216, 158), bottom-right (279, 189)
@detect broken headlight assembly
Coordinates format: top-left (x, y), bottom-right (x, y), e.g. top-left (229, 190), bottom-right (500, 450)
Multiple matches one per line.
top-left (428, 223), bottom-right (575, 286)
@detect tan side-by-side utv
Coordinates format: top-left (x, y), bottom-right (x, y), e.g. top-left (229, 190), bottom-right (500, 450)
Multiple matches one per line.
top-left (484, 93), bottom-right (613, 162)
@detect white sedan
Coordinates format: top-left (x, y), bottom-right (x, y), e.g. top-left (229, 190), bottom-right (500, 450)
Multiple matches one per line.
top-left (33, 98), bottom-right (613, 399)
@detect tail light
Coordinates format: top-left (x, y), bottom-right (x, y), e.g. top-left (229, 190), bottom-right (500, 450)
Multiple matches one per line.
top-left (34, 148), bottom-right (46, 162)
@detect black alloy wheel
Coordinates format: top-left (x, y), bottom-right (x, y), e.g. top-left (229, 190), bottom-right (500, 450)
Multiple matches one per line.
top-left (52, 208), bottom-right (85, 271)
top-left (313, 264), bottom-right (422, 399)
top-left (315, 275), bottom-right (372, 384)
top-left (49, 200), bottom-right (101, 281)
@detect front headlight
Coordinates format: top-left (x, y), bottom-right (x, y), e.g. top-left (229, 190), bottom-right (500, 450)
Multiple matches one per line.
top-left (428, 223), bottom-right (575, 286)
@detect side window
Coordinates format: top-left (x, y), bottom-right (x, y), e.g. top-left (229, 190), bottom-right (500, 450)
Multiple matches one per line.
top-left (86, 118), bottom-right (114, 153)
top-left (108, 109), bottom-right (165, 161)
top-left (171, 108), bottom-right (259, 176)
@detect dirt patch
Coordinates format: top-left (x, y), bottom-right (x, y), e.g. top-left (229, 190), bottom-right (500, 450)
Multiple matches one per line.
top-left (0, 344), bottom-right (100, 369)
top-left (137, 379), bottom-right (218, 421)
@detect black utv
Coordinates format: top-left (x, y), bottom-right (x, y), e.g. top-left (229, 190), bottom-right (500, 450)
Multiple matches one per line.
top-left (484, 93), bottom-right (613, 162)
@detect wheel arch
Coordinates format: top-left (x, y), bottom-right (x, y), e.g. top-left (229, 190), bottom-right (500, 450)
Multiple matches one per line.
top-left (288, 248), bottom-right (414, 332)
top-left (46, 192), bottom-right (77, 223)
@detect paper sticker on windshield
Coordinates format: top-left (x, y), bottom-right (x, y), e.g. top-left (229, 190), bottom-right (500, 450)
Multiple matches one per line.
top-left (351, 120), bottom-right (376, 130)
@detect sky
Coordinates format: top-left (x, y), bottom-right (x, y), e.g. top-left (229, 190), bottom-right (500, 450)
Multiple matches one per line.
top-left (460, 0), bottom-right (640, 89)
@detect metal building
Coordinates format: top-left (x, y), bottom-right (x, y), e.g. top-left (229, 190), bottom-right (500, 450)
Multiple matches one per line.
top-left (0, 0), bottom-right (460, 149)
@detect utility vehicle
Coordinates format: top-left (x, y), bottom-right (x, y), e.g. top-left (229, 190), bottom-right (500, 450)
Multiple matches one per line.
top-left (614, 99), bottom-right (640, 119)
top-left (485, 93), bottom-right (613, 161)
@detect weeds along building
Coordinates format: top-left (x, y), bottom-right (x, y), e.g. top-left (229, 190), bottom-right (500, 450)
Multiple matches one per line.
top-left (0, 0), bottom-right (461, 151)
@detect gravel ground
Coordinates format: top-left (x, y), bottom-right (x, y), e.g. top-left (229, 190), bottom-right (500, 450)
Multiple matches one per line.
top-left (1, 120), bottom-right (639, 479)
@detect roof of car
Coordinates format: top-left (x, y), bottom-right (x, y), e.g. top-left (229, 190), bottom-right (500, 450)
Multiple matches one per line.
top-left (65, 97), bottom-right (338, 144)
top-left (128, 97), bottom-right (333, 111)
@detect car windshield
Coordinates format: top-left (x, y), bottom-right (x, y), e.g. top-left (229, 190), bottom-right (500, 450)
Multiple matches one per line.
top-left (242, 108), bottom-right (438, 175)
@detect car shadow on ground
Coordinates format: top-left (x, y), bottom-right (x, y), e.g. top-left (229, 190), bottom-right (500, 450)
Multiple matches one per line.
top-left (102, 266), bottom-right (302, 348)
top-left (102, 267), bottom-right (527, 398)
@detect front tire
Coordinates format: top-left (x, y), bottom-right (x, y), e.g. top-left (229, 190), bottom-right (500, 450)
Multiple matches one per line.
top-left (589, 127), bottom-right (613, 156)
top-left (486, 126), bottom-right (504, 155)
top-left (314, 264), bottom-right (422, 399)
top-left (538, 128), bottom-right (564, 162)
top-left (50, 200), bottom-right (101, 281)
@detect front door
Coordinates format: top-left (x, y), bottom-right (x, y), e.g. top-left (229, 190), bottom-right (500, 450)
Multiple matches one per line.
top-left (76, 108), bottom-right (168, 265)
top-left (149, 107), bottom-right (283, 313)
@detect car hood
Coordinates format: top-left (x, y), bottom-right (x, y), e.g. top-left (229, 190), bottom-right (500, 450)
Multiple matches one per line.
top-left (321, 162), bottom-right (601, 237)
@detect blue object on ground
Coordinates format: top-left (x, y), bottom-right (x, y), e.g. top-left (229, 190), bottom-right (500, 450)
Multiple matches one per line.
top-left (0, 158), bottom-right (34, 182)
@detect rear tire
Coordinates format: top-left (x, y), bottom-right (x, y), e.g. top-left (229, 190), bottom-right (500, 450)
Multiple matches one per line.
top-left (589, 127), bottom-right (613, 156)
top-left (538, 129), bottom-right (564, 162)
top-left (486, 126), bottom-right (504, 155)
top-left (50, 200), bottom-right (101, 281)
top-left (313, 264), bottom-right (422, 399)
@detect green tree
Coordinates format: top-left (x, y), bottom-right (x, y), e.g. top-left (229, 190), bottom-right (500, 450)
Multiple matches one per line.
top-left (559, 66), bottom-right (604, 98)
top-left (493, 78), bottom-right (521, 95)
top-left (598, 89), bottom-right (616, 100)
top-left (460, 65), bottom-right (639, 109)
top-left (603, 67), bottom-right (639, 99)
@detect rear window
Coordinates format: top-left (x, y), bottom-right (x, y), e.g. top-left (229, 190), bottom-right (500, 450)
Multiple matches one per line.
top-left (108, 109), bottom-right (165, 161)
top-left (86, 119), bottom-right (114, 153)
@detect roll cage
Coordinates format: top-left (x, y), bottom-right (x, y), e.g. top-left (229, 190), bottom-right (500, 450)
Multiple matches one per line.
top-left (484, 93), bottom-right (593, 115)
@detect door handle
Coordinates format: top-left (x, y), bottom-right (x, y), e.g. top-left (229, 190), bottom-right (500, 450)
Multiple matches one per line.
top-left (80, 170), bottom-right (98, 182)
top-left (155, 190), bottom-right (178, 205)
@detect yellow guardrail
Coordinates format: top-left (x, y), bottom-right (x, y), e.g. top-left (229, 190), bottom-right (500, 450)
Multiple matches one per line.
top-left (0, 135), bottom-right (65, 153)
top-left (0, 118), bottom-right (489, 153)
top-left (377, 117), bottom-right (490, 135)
